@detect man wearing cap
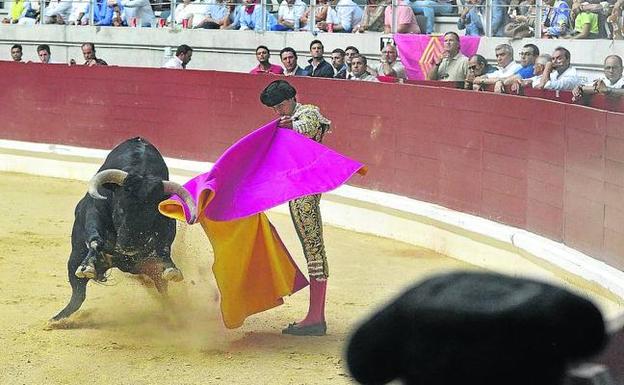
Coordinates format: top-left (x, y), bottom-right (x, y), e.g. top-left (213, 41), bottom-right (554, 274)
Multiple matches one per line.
top-left (260, 80), bottom-right (332, 336)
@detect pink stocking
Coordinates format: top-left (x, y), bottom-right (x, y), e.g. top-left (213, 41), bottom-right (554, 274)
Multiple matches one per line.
top-left (297, 278), bottom-right (327, 326)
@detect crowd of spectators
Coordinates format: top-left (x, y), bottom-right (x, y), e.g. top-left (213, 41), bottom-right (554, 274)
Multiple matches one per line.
top-left (2, 0), bottom-right (623, 39)
top-left (5, 29), bottom-right (623, 102)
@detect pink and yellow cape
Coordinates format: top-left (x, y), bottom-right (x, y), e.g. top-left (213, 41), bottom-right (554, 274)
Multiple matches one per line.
top-left (159, 120), bottom-right (366, 328)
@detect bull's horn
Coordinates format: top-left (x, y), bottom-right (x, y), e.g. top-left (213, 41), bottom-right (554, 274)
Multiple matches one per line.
top-left (88, 169), bottom-right (128, 200)
top-left (163, 181), bottom-right (197, 223)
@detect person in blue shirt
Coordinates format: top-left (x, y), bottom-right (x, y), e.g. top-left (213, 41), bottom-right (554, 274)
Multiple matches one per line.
top-left (94, 0), bottom-right (124, 26)
top-left (457, 0), bottom-right (484, 36)
top-left (239, 0), bottom-right (277, 31)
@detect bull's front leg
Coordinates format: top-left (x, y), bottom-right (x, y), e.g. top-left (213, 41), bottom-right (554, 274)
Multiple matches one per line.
top-left (160, 245), bottom-right (184, 283)
top-left (75, 236), bottom-right (103, 279)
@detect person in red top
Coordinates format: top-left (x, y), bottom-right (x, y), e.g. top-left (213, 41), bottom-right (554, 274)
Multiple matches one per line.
top-left (249, 45), bottom-right (284, 75)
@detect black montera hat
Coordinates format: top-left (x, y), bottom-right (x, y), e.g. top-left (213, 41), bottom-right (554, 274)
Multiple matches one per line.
top-left (346, 271), bottom-right (607, 385)
top-left (260, 80), bottom-right (297, 107)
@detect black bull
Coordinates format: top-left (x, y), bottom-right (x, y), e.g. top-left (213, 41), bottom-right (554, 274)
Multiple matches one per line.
top-left (52, 137), bottom-right (196, 321)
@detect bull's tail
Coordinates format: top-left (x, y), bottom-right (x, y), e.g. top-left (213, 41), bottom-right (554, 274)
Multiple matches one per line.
top-left (51, 266), bottom-right (88, 321)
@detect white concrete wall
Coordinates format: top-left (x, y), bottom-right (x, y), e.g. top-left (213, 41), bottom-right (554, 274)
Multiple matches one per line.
top-left (1, 24), bottom-right (622, 79)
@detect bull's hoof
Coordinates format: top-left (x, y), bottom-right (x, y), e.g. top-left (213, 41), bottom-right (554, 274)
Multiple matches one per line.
top-left (162, 267), bottom-right (184, 282)
top-left (75, 264), bottom-right (96, 279)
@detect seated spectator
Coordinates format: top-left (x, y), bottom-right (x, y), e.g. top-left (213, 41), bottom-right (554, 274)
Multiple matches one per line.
top-left (67, 1), bottom-right (90, 25)
top-left (331, 48), bottom-right (347, 78)
top-left (250, 45), bottom-right (284, 74)
top-left (515, 53), bottom-right (551, 91)
top-left (427, 32), bottom-right (468, 81)
top-left (37, 44), bottom-right (52, 63)
top-left (542, 0), bottom-right (571, 37)
top-left (239, 0), bottom-right (278, 31)
top-left (300, 0), bottom-right (330, 30)
top-left (384, 0), bottom-right (420, 33)
top-left (346, 271), bottom-right (607, 385)
top-left (304, 40), bottom-right (335, 78)
top-left (573, 55), bottom-right (624, 100)
top-left (344, 45), bottom-right (360, 79)
top-left (464, 54), bottom-right (497, 90)
top-left (352, 0), bottom-right (385, 32)
top-left (162, 44), bottom-right (193, 69)
top-left (410, 0), bottom-right (454, 34)
top-left (473, 44), bottom-right (522, 88)
top-left (43, 0), bottom-right (72, 24)
top-left (504, 0), bottom-right (536, 38)
top-left (195, 0), bottom-right (231, 29)
top-left (280, 47), bottom-right (310, 76)
top-left (376, 43), bottom-right (406, 80)
top-left (94, 0), bottom-right (124, 26)
top-left (168, 0), bottom-right (194, 26)
top-left (272, 0), bottom-right (307, 30)
top-left (569, 3), bottom-right (600, 39)
top-left (535, 46), bottom-right (581, 90)
top-left (347, 54), bottom-right (377, 81)
top-left (493, 43), bottom-right (539, 93)
top-left (225, 2), bottom-right (244, 29)
top-left (607, 0), bottom-right (623, 39)
top-left (2, 0), bottom-right (35, 25)
top-left (317, 0), bottom-right (363, 32)
top-left (70, 42), bottom-right (108, 66)
top-left (121, 0), bottom-right (155, 27)
top-left (457, 0), bottom-right (484, 35)
top-left (10, 44), bottom-right (23, 62)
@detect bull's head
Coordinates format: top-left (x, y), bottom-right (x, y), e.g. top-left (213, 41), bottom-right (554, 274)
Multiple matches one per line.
top-left (88, 169), bottom-right (197, 251)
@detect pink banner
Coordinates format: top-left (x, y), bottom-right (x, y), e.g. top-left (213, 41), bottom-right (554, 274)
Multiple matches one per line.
top-left (393, 34), bottom-right (481, 80)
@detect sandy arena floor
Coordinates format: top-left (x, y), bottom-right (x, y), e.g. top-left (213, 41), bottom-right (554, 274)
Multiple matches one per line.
top-left (0, 172), bottom-right (480, 385)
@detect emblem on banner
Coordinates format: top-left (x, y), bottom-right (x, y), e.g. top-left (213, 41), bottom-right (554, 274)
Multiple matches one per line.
top-left (418, 37), bottom-right (444, 77)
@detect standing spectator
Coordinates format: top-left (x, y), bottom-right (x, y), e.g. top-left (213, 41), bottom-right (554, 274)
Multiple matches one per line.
top-left (71, 42), bottom-right (108, 66)
top-left (37, 44), bottom-right (52, 64)
top-left (259, 80), bottom-right (333, 337)
top-left (464, 54), bottom-right (497, 90)
top-left (250, 45), bottom-right (284, 75)
top-left (280, 47), bottom-right (310, 76)
top-left (410, 0), bottom-right (454, 34)
top-left (535, 47), bottom-right (581, 90)
top-left (43, 0), bottom-right (72, 24)
top-left (331, 48), bottom-right (347, 78)
top-left (457, 0), bottom-right (484, 35)
top-left (384, 0), bottom-right (420, 33)
top-left (304, 40), bottom-right (335, 78)
top-left (573, 55), bottom-right (624, 100)
top-left (348, 54), bottom-right (377, 81)
top-left (317, 0), bottom-right (363, 32)
top-left (376, 44), bottom-right (407, 80)
top-left (273, 0), bottom-right (307, 31)
top-left (473, 44), bottom-right (522, 87)
top-left (162, 44), bottom-right (193, 69)
top-left (10, 44), bottom-right (23, 62)
top-left (542, 0), bottom-right (570, 37)
top-left (120, 0), bottom-right (155, 27)
top-left (427, 32), bottom-right (468, 81)
top-left (239, 0), bottom-right (278, 30)
top-left (353, 0), bottom-right (386, 32)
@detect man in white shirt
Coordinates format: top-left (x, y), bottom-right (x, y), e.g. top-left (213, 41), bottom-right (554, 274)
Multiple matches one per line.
top-left (573, 54), bottom-right (624, 100)
top-left (348, 54), bottom-right (377, 81)
top-left (473, 44), bottom-right (522, 88)
top-left (120, 0), bottom-right (155, 27)
top-left (273, 0), bottom-right (307, 30)
top-left (162, 44), bottom-right (193, 69)
top-left (376, 43), bottom-right (406, 80)
top-left (318, 0), bottom-right (362, 32)
top-left (535, 46), bottom-right (581, 91)
top-left (43, 0), bottom-right (72, 24)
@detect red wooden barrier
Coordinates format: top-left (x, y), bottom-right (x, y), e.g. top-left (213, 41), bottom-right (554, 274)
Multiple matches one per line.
top-left (0, 61), bottom-right (623, 269)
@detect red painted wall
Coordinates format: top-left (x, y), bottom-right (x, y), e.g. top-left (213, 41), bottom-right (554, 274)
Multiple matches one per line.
top-left (1, 61), bottom-right (623, 268)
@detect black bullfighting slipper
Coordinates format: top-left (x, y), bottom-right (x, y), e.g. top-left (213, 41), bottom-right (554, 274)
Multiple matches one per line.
top-left (282, 321), bottom-right (327, 336)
